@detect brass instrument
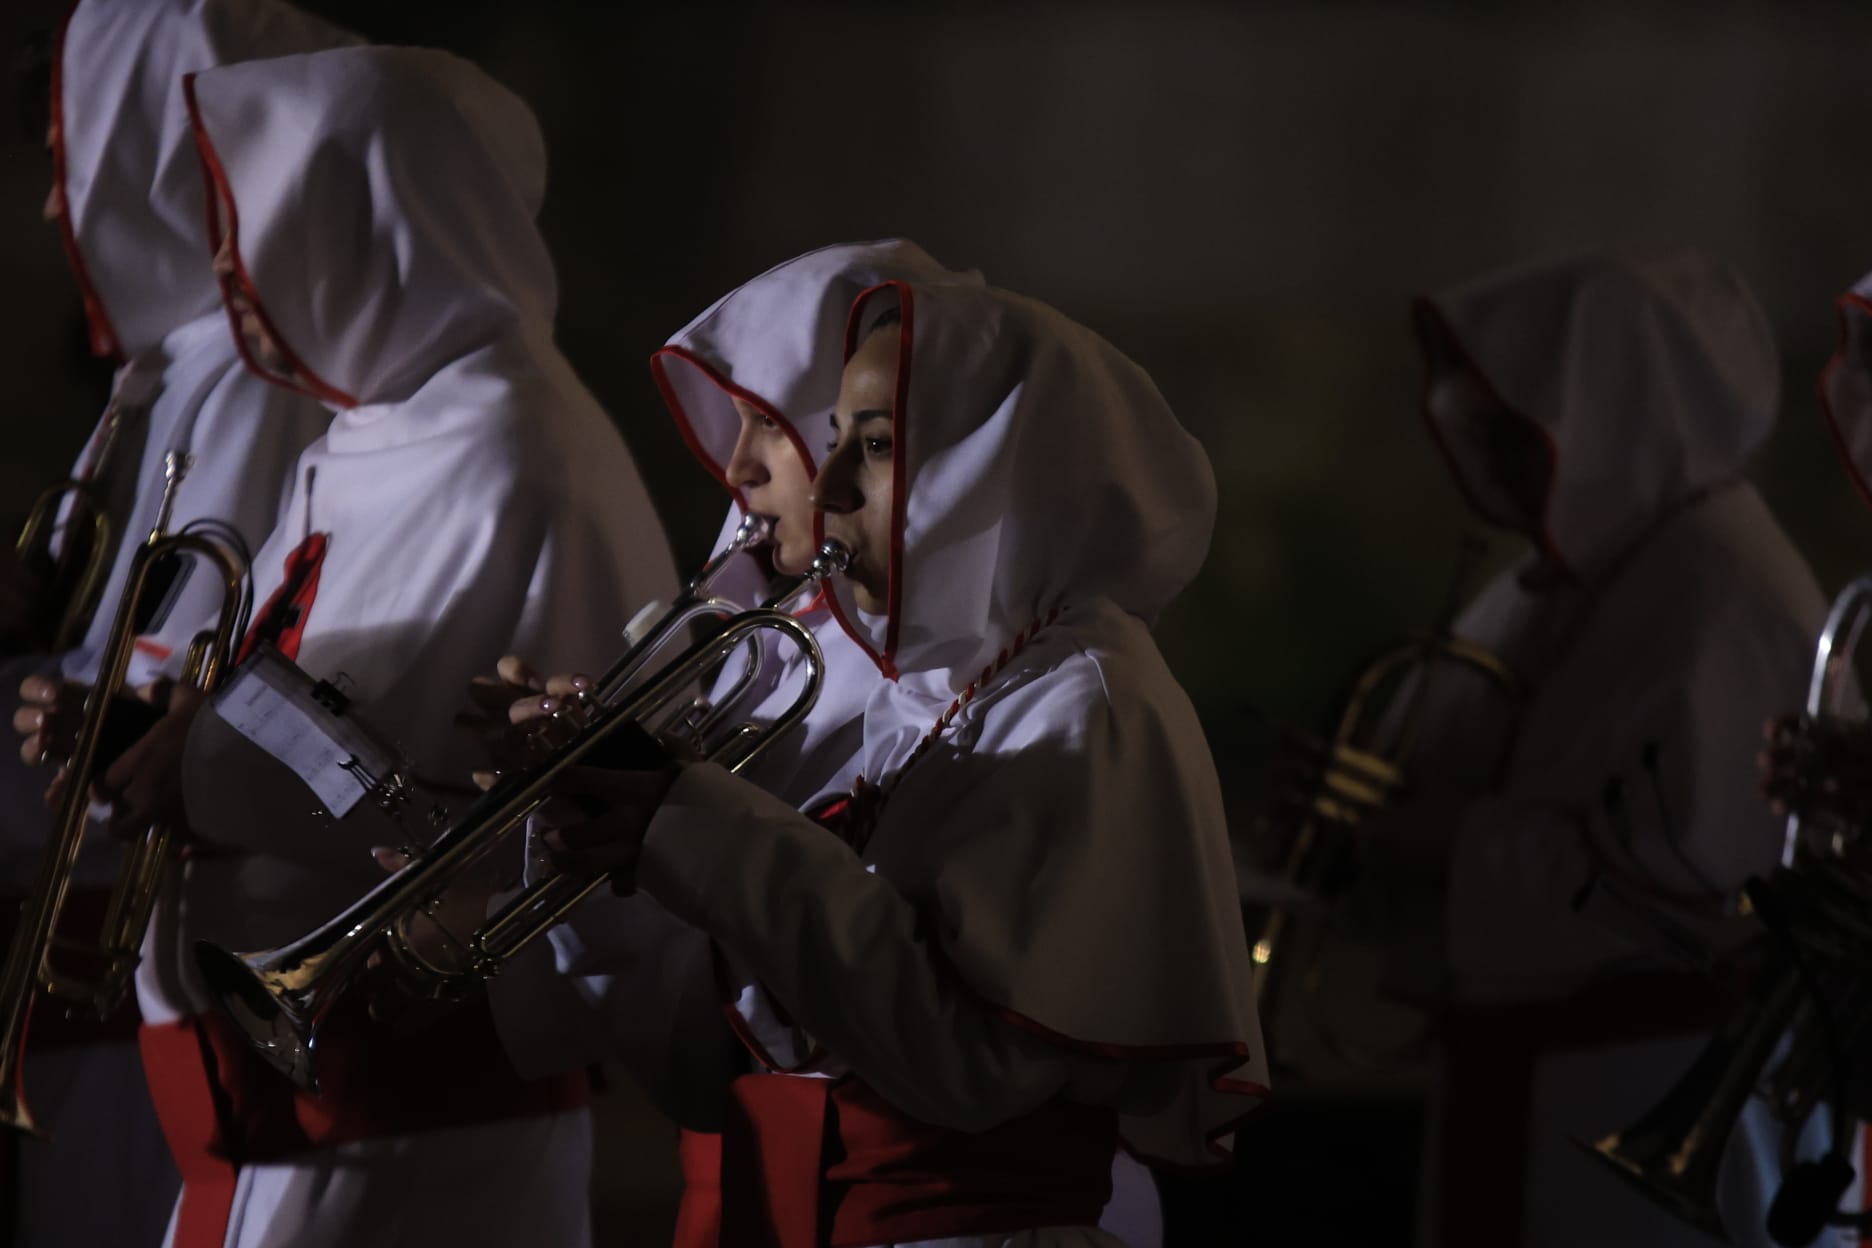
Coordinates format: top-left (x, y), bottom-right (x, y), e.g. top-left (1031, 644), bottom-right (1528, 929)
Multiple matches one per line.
top-left (1248, 538), bottom-right (1520, 1066)
top-left (193, 519), bottom-right (847, 1091)
top-left (1585, 577), bottom-right (1872, 1243)
top-left (0, 452), bottom-right (246, 1135)
top-left (13, 404), bottom-right (131, 654)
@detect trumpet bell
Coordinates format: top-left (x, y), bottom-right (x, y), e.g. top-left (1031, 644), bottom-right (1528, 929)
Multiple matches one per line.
top-left (192, 940), bottom-right (325, 1091)
top-left (1586, 1128), bottom-right (1729, 1240)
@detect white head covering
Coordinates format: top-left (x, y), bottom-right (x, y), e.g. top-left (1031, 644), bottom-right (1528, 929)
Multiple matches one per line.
top-left (52, 0), bottom-right (360, 362)
top-left (825, 271), bottom-right (1265, 1166)
top-left (13, 2), bottom-right (357, 897)
top-left (1412, 245), bottom-right (1779, 583)
top-left (174, 45), bottom-right (674, 859)
top-left (47, 0), bottom-right (356, 690)
top-left (1819, 271), bottom-right (1872, 504)
top-left (653, 241), bottom-right (980, 805)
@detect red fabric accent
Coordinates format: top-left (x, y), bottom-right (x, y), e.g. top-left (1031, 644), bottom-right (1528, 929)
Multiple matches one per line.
top-left (1427, 970), bottom-right (1741, 1245)
top-left (675, 1128), bottom-right (723, 1248)
top-left (720, 1075), bottom-right (832, 1248)
top-left (47, 6), bottom-right (121, 362)
top-left (1819, 291), bottom-right (1872, 512)
top-left (139, 1020), bottom-right (240, 1248)
top-left (649, 346), bottom-right (822, 496)
top-left (236, 532), bottom-right (328, 665)
top-left (715, 1074), bottom-right (1112, 1248)
top-left (1410, 296), bottom-right (1575, 584)
top-left (0, 887), bottom-right (143, 1051)
top-left (139, 992), bottom-right (591, 1248)
top-left (825, 284), bottom-right (913, 681)
top-left (182, 72), bottom-right (359, 409)
top-left (133, 637), bottom-right (175, 662)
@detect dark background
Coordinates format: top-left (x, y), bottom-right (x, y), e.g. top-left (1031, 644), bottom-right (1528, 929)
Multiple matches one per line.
top-left (6, 2), bottom-right (1872, 1242)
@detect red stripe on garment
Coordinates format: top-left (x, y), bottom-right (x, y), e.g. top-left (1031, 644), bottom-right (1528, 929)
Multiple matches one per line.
top-left (236, 532), bottom-right (328, 665)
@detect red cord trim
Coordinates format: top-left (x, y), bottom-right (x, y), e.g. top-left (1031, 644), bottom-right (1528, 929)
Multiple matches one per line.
top-left (1819, 291), bottom-right (1872, 512)
top-left (48, 3), bottom-right (121, 361)
top-left (183, 72), bottom-right (358, 409)
top-left (1411, 297), bottom-right (1574, 583)
top-left (648, 345), bottom-right (820, 504)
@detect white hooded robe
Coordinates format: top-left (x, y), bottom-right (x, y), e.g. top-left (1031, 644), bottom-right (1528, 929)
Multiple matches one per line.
top-left (1406, 246), bottom-right (1835, 1248)
top-left (2, 5), bottom-right (355, 1246)
top-left (136, 44), bottom-right (675, 1248)
top-left (622, 265), bottom-right (1265, 1247)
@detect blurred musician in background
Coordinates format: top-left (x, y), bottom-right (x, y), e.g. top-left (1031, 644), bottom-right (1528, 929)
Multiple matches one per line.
top-left (15, 40), bottom-right (675, 1248)
top-left (2, 3), bottom-right (355, 1244)
top-left (1361, 246), bottom-right (1828, 1246)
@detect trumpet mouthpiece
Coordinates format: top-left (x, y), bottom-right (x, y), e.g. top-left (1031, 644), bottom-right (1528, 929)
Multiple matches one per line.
top-left (733, 513), bottom-right (776, 550)
top-left (812, 539), bottom-right (853, 579)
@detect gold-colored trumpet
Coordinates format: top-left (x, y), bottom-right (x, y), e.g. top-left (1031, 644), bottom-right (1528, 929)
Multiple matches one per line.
top-left (1248, 538), bottom-right (1520, 1065)
top-left (193, 520), bottom-right (846, 1091)
top-left (13, 404), bottom-right (131, 654)
top-left (0, 452), bottom-right (245, 1135)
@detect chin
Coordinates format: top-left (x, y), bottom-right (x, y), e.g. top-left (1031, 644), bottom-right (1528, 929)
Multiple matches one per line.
top-left (772, 544), bottom-right (814, 578)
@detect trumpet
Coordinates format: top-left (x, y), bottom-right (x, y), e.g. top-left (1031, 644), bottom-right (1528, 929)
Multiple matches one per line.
top-left (1585, 576), bottom-right (1872, 1243)
top-left (0, 452), bottom-right (246, 1135)
top-left (13, 403), bottom-right (131, 654)
top-left (194, 519), bottom-right (847, 1091)
top-left (1248, 537), bottom-right (1520, 1067)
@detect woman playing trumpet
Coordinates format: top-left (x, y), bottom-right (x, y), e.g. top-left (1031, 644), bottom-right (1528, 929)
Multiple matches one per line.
top-left (508, 254), bottom-right (1265, 1246)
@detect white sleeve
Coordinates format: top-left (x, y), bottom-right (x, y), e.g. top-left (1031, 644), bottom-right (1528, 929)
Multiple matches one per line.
top-left (636, 763), bottom-right (1167, 1133)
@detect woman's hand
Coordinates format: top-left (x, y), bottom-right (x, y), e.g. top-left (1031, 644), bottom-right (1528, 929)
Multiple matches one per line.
top-left (98, 683), bottom-right (207, 837)
top-left (499, 685), bottom-right (678, 894)
top-left (462, 655), bottom-right (596, 788)
top-left (13, 673), bottom-right (93, 767)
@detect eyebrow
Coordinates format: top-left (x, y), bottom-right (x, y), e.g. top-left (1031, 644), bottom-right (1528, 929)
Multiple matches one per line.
top-left (829, 408), bottom-right (892, 432)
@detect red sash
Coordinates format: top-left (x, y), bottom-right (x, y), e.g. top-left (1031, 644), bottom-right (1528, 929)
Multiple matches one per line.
top-left (681, 1074), bottom-right (1113, 1248)
top-left (674, 1128), bottom-right (725, 1248)
top-left (140, 991), bottom-right (591, 1248)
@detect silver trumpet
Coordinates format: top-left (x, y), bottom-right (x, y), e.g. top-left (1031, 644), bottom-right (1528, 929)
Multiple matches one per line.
top-left (193, 517), bottom-right (848, 1090)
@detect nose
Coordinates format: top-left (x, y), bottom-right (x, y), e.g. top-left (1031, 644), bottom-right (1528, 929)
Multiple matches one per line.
top-left (724, 425), bottom-right (769, 491)
top-left (810, 443), bottom-right (862, 514)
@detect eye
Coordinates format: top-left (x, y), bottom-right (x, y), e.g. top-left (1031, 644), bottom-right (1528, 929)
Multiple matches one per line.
top-left (760, 415), bottom-right (780, 431)
top-left (864, 437), bottom-right (893, 459)
top-left (825, 440), bottom-right (839, 454)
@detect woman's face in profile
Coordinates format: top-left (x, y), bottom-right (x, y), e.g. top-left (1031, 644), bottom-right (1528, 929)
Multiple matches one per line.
top-left (723, 395), bottom-right (817, 575)
top-left (814, 322), bottom-right (899, 613)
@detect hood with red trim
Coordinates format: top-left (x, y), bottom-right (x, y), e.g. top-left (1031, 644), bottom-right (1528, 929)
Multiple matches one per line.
top-left (830, 273), bottom-right (1218, 690)
top-left (651, 240), bottom-right (978, 489)
top-left (52, 0), bottom-right (358, 360)
top-left (1413, 245), bottom-right (1778, 582)
top-left (1819, 271), bottom-right (1872, 506)
top-left (185, 45), bottom-right (552, 410)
